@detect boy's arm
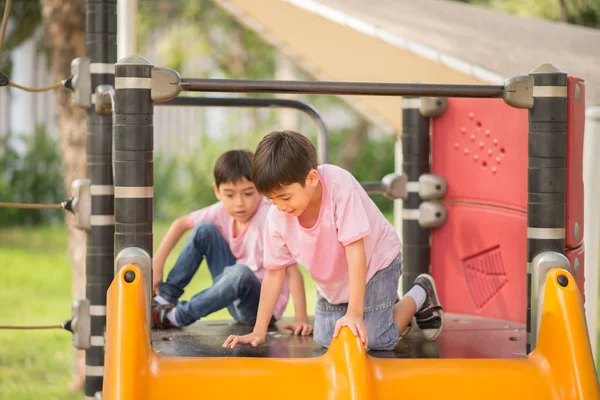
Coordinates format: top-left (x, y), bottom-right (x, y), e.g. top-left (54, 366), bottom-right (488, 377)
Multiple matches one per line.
top-left (152, 216), bottom-right (193, 292)
top-left (332, 238), bottom-right (368, 346)
top-left (282, 264), bottom-right (313, 336)
top-left (223, 267), bottom-right (286, 348)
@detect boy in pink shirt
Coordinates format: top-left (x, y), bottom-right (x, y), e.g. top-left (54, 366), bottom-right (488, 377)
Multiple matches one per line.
top-left (151, 150), bottom-right (312, 336)
top-left (223, 132), bottom-right (443, 350)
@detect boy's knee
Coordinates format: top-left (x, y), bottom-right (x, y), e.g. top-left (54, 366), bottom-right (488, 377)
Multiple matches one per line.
top-left (192, 221), bottom-right (220, 241)
top-left (366, 326), bottom-right (398, 351)
top-left (224, 264), bottom-right (254, 283)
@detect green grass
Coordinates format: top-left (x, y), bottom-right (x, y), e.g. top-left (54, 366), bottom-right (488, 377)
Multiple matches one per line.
top-left (0, 222), bottom-right (316, 400)
top-left (0, 221), bottom-right (598, 399)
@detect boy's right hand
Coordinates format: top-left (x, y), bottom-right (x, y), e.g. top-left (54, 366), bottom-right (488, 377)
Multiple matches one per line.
top-left (222, 331), bottom-right (267, 349)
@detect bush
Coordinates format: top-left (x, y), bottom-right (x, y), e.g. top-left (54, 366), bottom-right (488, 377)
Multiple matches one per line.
top-left (0, 126), bottom-right (64, 226)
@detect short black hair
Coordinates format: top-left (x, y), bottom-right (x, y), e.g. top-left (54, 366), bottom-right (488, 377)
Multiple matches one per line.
top-left (251, 130), bottom-right (318, 196)
top-left (213, 149), bottom-right (254, 187)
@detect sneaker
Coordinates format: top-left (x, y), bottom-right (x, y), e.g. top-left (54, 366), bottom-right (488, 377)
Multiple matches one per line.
top-left (152, 303), bottom-right (179, 329)
top-left (413, 274), bottom-right (444, 340)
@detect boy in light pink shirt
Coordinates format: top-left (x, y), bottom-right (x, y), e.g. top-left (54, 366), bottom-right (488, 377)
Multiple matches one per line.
top-left (223, 132), bottom-right (444, 350)
top-left (151, 150), bottom-right (312, 336)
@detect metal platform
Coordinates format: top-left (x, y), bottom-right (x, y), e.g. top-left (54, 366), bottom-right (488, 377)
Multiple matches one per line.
top-left (152, 313), bottom-right (526, 359)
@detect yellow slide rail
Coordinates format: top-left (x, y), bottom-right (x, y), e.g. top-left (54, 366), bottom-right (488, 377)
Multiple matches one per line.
top-left (103, 266), bottom-right (598, 399)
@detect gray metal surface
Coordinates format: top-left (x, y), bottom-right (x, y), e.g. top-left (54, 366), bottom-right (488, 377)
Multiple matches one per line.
top-left (180, 79), bottom-right (505, 98)
top-left (152, 313), bottom-right (525, 359)
top-left (160, 96), bottom-right (330, 164)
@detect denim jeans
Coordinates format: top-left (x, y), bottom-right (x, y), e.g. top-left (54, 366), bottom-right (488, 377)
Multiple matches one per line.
top-left (158, 222), bottom-right (267, 327)
top-left (313, 252), bottom-right (402, 350)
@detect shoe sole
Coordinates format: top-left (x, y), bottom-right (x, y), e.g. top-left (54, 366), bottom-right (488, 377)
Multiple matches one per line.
top-left (416, 273), bottom-right (444, 341)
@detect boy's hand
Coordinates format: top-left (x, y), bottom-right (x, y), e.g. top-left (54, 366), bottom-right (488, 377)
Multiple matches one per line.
top-left (333, 313), bottom-right (368, 347)
top-left (222, 331), bottom-right (267, 349)
top-left (282, 318), bottom-right (313, 336)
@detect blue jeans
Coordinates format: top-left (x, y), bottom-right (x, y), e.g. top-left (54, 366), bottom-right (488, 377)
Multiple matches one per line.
top-left (158, 222), bottom-right (268, 327)
top-left (313, 252), bottom-right (402, 351)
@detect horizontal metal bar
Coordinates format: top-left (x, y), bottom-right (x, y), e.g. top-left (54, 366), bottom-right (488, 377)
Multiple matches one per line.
top-left (159, 96), bottom-right (330, 163)
top-left (179, 79), bottom-right (505, 98)
top-left (361, 181), bottom-right (386, 194)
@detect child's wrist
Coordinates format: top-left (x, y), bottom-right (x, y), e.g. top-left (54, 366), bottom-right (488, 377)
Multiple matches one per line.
top-left (295, 314), bottom-right (309, 323)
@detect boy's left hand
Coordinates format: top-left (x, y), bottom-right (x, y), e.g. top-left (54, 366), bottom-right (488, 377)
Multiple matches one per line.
top-left (282, 319), bottom-right (313, 336)
top-left (333, 313), bottom-right (368, 347)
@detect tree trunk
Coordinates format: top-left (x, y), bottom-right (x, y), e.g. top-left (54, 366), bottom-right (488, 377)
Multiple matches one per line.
top-left (339, 117), bottom-right (369, 173)
top-left (39, 0), bottom-right (87, 391)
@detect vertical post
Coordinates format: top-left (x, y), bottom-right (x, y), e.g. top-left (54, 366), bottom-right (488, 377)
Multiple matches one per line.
top-left (401, 97), bottom-right (431, 293)
top-left (85, 0), bottom-right (116, 398)
top-left (114, 55), bottom-right (154, 317)
top-left (527, 64), bottom-right (568, 353)
top-left (584, 106), bottom-right (600, 362)
top-left (117, 0), bottom-right (137, 60)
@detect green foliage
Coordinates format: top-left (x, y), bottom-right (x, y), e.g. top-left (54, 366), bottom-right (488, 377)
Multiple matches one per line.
top-left (451, 0), bottom-right (600, 28)
top-left (0, 126), bottom-right (64, 225)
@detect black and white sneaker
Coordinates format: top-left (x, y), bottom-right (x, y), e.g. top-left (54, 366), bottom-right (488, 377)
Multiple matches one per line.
top-left (412, 274), bottom-right (444, 340)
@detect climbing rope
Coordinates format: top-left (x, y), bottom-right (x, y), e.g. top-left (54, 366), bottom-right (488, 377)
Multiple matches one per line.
top-left (0, 0), bottom-right (11, 52)
top-left (0, 324), bottom-right (64, 330)
top-left (0, 202), bottom-right (64, 210)
top-left (0, 0), bottom-right (69, 93)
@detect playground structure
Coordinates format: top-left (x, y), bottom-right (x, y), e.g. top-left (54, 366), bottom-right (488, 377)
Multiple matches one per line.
top-left (2, 0), bottom-right (600, 399)
top-left (91, 54), bottom-right (597, 398)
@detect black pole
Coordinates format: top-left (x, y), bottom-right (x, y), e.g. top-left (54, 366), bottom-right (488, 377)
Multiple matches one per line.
top-left (526, 64), bottom-right (567, 353)
top-left (180, 78), bottom-right (505, 98)
top-left (85, 0), bottom-right (116, 397)
top-left (401, 97), bottom-right (431, 293)
top-left (113, 55), bottom-right (154, 302)
top-left (160, 96), bottom-right (329, 163)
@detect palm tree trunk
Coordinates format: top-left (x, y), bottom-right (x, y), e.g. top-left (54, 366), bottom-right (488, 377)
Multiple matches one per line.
top-left (39, 0), bottom-right (87, 391)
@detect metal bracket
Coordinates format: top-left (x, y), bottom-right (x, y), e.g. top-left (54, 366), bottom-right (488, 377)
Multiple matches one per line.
top-left (530, 251), bottom-right (570, 350)
top-left (71, 58), bottom-right (92, 109)
top-left (152, 67), bottom-right (181, 102)
top-left (115, 247), bottom-right (153, 327)
top-left (418, 174), bottom-right (447, 200)
top-left (95, 84), bottom-right (114, 115)
top-left (418, 202), bottom-right (447, 229)
top-left (503, 75), bottom-right (534, 109)
top-left (420, 97), bottom-right (448, 118)
top-left (71, 299), bottom-right (91, 350)
top-left (381, 173), bottom-right (408, 200)
top-left (70, 179), bottom-right (91, 231)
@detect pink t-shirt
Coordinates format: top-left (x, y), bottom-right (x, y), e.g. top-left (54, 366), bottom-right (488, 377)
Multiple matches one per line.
top-left (188, 197), bottom-right (289, 319)
top-left (263, 164), bottom-right (402, 305)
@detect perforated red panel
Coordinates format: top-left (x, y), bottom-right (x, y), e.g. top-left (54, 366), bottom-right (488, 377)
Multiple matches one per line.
top-left (566, 245), bottom-right (585, 303)
top-left (429, 85), bottom-right (585, 322)
top-left (430, 203), bottom-right (527, 322)
top-left (566, 77), bottom-right (585, 250)
top-left (431, 98), bottom-right (528, 210)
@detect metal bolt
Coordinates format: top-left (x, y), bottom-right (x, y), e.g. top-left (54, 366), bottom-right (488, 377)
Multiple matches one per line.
top-left (575, 84), bottom-right (580, 102)
top-left (574, 222), bottom-right (580, 242)
top-left (573, 257), bottom-right (580, 276)
top-left (557, 275), bottom-right (569, 287)
top-left (124, 270), bottom-right (136, 283)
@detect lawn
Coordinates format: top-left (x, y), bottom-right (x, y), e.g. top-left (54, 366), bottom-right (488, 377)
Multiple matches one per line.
top-left (0, 222), bottom-right (597, 399)
top-left (0, 222), bottom-right (316, 400)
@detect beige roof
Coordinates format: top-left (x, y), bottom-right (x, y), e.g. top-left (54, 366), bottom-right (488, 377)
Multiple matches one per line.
top-left (287, 0), bottom-right (600, 105)
top-left (215, 0), bottom-right (600, 132)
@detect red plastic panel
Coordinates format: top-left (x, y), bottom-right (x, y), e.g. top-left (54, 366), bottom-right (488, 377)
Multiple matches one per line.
top-left (431, 98), bottom-right (528, 211)
top-left (430, 203), bottom-right (527, 323)
top-left (566, 77), bottom-right (585, 249)
top-left (565, 245), bottom-right (585, 300)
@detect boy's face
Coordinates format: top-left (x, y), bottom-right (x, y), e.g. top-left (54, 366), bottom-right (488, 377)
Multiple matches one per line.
top-left (213, 178), bottom-right (262, 224)
top-left (266, 170), bottom-right (320, 217)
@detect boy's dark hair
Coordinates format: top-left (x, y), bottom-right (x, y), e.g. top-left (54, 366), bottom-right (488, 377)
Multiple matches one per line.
top-left (251, 130), bottom-right (318, 195)
top-left (213, 149), bottom-right (254, 187)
